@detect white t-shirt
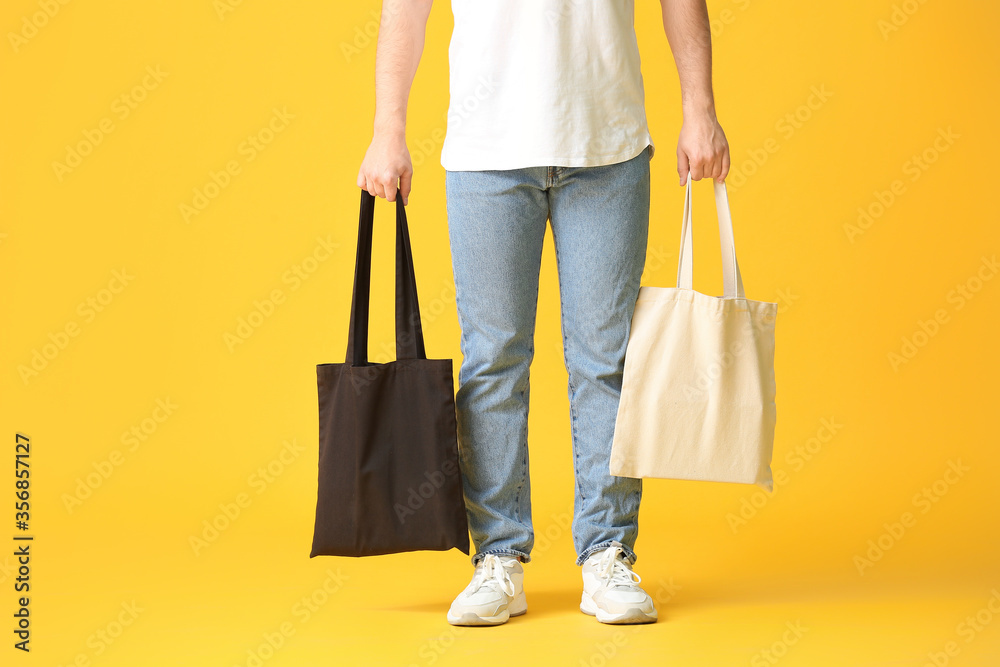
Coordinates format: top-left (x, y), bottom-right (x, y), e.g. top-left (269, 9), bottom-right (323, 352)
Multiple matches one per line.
top-left (439, 0), bottom-right (655, 171)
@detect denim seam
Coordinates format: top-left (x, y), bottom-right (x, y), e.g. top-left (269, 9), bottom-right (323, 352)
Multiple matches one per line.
top-left (553, 237), bottom-right (584, 506)
top-left (569, 376), bottom-right (583, 502)
top-left (513, 380), bottom-right (528, 523)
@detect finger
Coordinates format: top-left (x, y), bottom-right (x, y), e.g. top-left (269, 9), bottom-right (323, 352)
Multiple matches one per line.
top-left (719, 148), bottom-right (731, 183)
top-left (690, 160), bottom-right (705, 182)
top-left (399, 169), bottom-right (412, 206)
top-left (711, 154), bottom-right (723, 183)
top-left (357, 169), bottom-right (366, 189)
top-left (383, 174), bottom-right (399, 203)
top-left (364, 175), bottom-right (376, 197)
top-left (677, 151), bottom-right (690, 185)
top-left (373, 179), bottom-right (387, 200)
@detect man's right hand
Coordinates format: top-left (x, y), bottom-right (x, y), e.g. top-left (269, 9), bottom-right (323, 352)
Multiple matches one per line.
top-left (357, 133), bottom-right (413, 205)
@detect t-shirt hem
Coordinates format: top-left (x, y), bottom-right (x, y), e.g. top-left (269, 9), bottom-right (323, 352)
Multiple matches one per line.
top-left (441, 140), bottom-right (654, 172)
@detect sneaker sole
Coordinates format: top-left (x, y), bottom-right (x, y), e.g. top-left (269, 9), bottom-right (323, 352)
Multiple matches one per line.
top-left (580, 592), bottom-right (658, 624)
top-left (447, 592), bottom-right (527, 626)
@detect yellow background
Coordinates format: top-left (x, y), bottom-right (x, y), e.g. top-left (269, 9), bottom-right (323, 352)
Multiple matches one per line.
top-left (2, 0), bottom-right (998, 665)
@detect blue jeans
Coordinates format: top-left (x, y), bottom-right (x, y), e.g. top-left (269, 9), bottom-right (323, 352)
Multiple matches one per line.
top-left (445, 145), bottom-right (651, 568)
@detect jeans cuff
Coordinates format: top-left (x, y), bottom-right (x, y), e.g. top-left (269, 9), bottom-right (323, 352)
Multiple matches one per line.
top-left (576, 540), bottom-right (637, 567)
top-left (472, 548), bottom-right (531, 567)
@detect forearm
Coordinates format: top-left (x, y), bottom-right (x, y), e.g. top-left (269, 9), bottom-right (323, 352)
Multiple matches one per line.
top-left (372, 0), bottom-right (433, 139)
top-left (659, 0), bottom-right (716, 118)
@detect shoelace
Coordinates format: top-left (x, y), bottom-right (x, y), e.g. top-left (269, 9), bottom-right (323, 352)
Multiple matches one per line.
top-left (595, 545), bottom-right (642, 588)
top-left (473, 554), bottom-right (517, 597)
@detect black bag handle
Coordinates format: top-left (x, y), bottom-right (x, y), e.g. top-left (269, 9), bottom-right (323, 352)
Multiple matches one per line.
top-left (345, 189), bottom-right (426, 366)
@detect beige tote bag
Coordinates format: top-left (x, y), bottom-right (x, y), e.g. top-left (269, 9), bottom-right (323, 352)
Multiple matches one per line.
top-left (609, 174), bottom-right (777, 490)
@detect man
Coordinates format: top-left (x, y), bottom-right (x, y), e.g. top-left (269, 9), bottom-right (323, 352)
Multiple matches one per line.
top-left (357, 0), bottom-right (730, 626)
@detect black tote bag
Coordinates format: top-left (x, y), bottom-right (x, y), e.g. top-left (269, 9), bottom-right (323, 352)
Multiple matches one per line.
top-left (309, 189), bottom-right (470, 558)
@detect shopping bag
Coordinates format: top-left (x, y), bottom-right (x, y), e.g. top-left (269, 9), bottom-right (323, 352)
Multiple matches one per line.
top-left (609, 174), bottom-right (777, 490)
top-left (310, 189), bottom-right (471, 557)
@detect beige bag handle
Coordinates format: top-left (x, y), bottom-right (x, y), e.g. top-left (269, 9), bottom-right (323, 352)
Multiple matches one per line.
top-left (676, 171), bottom-right (746, 299)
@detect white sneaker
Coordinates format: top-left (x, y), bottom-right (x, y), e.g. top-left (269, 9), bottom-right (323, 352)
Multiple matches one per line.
top-left (447, 554), bottom-right (526, 626)
top-left (580, 542), bottom-right (657, 624)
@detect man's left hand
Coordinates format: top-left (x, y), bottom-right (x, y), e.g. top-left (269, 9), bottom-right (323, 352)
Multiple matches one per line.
top-left (677, 112), bottom-right (730, 184)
